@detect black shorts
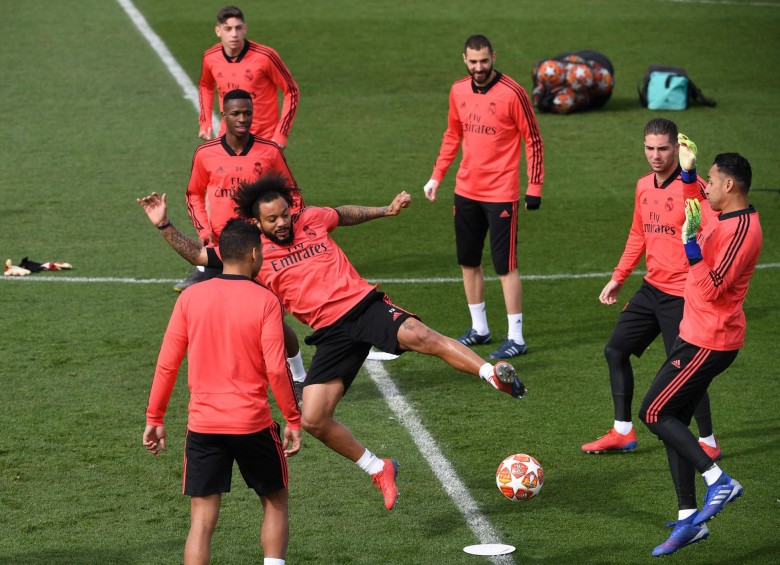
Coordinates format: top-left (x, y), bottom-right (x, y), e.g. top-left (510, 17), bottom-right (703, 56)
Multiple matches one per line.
top-left (183, 424), bottom-right (288, 497)
top-left (640, 338), bottom-right (738, 425)
top-left (303, 291), bottom-right (418, 393)
top-left (453, 194), bottom-right (518, 275)
top-left (606, 280), bottom-right (684, 357)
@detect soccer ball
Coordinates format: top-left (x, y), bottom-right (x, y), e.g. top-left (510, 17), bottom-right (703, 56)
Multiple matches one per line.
top-left (561, 54), bottom-right (586, 66)
top-left (496, 453), bottom-right (544, 501)
top-left (565, 63), bottom-right (594, 91)
top-left (536, 59), bottom-right (565, 89)
top-left (573, 88), bottom-right (591, 109)
top-left (551, 87), bottom-right (576, 114)
top-left (592, 67), bottom-right (614, 95)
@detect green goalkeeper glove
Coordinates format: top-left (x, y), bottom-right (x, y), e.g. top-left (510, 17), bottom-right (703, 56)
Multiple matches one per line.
top-left (682, 198), bottom-right (702, 243)
top-left (682, 198), bottom-right (703, 261)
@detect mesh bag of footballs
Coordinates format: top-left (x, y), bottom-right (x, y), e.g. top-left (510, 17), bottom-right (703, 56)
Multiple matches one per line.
top-left (532, 50), bottom-right (613, 114)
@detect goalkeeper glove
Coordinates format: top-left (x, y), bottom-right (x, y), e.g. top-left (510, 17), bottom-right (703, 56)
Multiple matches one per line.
top-left (4, 259), bottom-right (31, 276)
top-left (525, 195), bottom-right (541, 210)
top-left (678, 133), bottom-right (698, 183)
top-left (681, 198), bottom-right (703, 261)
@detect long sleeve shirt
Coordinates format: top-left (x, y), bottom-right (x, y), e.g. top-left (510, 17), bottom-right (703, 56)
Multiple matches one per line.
top-left (185, 135), bottom-right (299, 243)
top-left (679, 206), bottom-right (762, 350)
top-left (199, 40), bottom-right (299, 146)
top-left (612, 168), bottom-right (708, 296)
top-left (146, 274), bottom-right (301, 434)
top-left (431, 72), bottom-right (544, 202)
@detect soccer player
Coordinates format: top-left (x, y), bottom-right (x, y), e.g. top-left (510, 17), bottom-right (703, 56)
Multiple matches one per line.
top-left (186, 89), bottom-right (301, 248)
top-left (177, 86), bottom-right (300, 291)
top-left (179, 88), bottom-right (307, 396)
top-left (639, 150), bottom-right (762, 556)
top-left (422, 34), bottom-right (544, 359)
top-left (581, 119), bottom-right (721, 459)
top-left (197, 5), bottom-right (298, 148)
top-left (138, 174), bottom-right (526, 511)
top-left (142, 218), bottom-right (302, 565)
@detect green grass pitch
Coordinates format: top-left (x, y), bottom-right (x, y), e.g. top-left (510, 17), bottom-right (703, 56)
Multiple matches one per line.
top-left (1, 0), bottom-right (779, 563)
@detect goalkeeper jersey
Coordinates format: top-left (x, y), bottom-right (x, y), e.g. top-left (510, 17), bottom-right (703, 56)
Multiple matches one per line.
top-left (430, 72), bottom-right (544, 202)
top-left (185, 134), bottom-right (300, 244)
top-left (146, 274), bottom-right (301, 434)
top-left (612, 167), bottom-right (709, 296)
top-left (679, 206), bottom-right (762, 350)
top-left (199, 40), bottom-right (299, 146)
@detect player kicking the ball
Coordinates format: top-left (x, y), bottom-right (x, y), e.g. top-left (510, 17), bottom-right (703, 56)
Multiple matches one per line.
top-left (138, 173), bottom-right (525, 511)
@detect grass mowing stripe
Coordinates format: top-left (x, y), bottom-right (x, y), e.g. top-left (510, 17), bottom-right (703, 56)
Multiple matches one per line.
top-left (115, 0), bottom-right (220, 132)
top-left (365, 360), bottom-right (516, 565)
top-left (3, 262), bottom-right (778, 285)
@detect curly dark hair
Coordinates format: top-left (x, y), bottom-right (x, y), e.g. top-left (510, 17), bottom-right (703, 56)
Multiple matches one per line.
top-left (232, 173), bottom-right (295, 220)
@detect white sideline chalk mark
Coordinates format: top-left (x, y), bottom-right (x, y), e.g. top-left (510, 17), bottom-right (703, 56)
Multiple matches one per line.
top-left (115, 0), bottom-right (220, 133)
top-left (365, 360), bottom-right (515, 565)
top-left (3, 263), bottom-right (778, 285)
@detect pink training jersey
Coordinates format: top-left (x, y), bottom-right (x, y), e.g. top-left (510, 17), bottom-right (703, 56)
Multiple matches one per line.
top-left (199, 40), bottom-right (299, 147)
top-left (612, 168), bottom-right (710, 296)
top-left (679, 206), bottom-right (762, 351)
top-left (259, 207), bottom-right (375, 329)
top-left (430, 72), bottom-right (544, 202)
top-left (146, 275), bottom-right (301, 434)
top-left (186, 135), bottom-right (299, 244)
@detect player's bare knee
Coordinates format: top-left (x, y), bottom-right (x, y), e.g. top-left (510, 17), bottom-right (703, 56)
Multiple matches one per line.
top-left (301, 412), bottom-right (327, 438)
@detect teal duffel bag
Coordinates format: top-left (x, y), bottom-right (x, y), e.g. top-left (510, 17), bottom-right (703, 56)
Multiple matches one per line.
top-left (639, 65), bottom-right (716, 110)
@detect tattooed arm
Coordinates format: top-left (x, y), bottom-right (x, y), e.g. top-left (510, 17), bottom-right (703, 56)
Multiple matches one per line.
top-left (137, 192), bottom-right (209, 266)
top-left (335, 191), bottom-right (411, 226)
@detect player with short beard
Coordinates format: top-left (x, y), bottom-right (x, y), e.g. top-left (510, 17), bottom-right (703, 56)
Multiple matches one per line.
top-left (422, 34), bottom-right (545, 361)
top-left (138, 174), bottom-right (526, 512)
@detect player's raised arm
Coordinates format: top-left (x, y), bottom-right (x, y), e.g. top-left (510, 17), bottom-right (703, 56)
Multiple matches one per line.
top-left (136, 192), bottom-right (209, 267)
top-left (335, 191), bottom-right (411, 226)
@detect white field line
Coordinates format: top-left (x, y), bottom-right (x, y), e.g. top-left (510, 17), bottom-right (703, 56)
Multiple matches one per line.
top-left (115, 0), bottom-right (220, 134)
top-left (3, 262), bottom-right (778, 284)
top-left (366, 360), bottom-right (515, 565)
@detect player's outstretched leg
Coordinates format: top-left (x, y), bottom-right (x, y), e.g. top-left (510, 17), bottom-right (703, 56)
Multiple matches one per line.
top-left (396, 318), bottom-right (526, 398)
